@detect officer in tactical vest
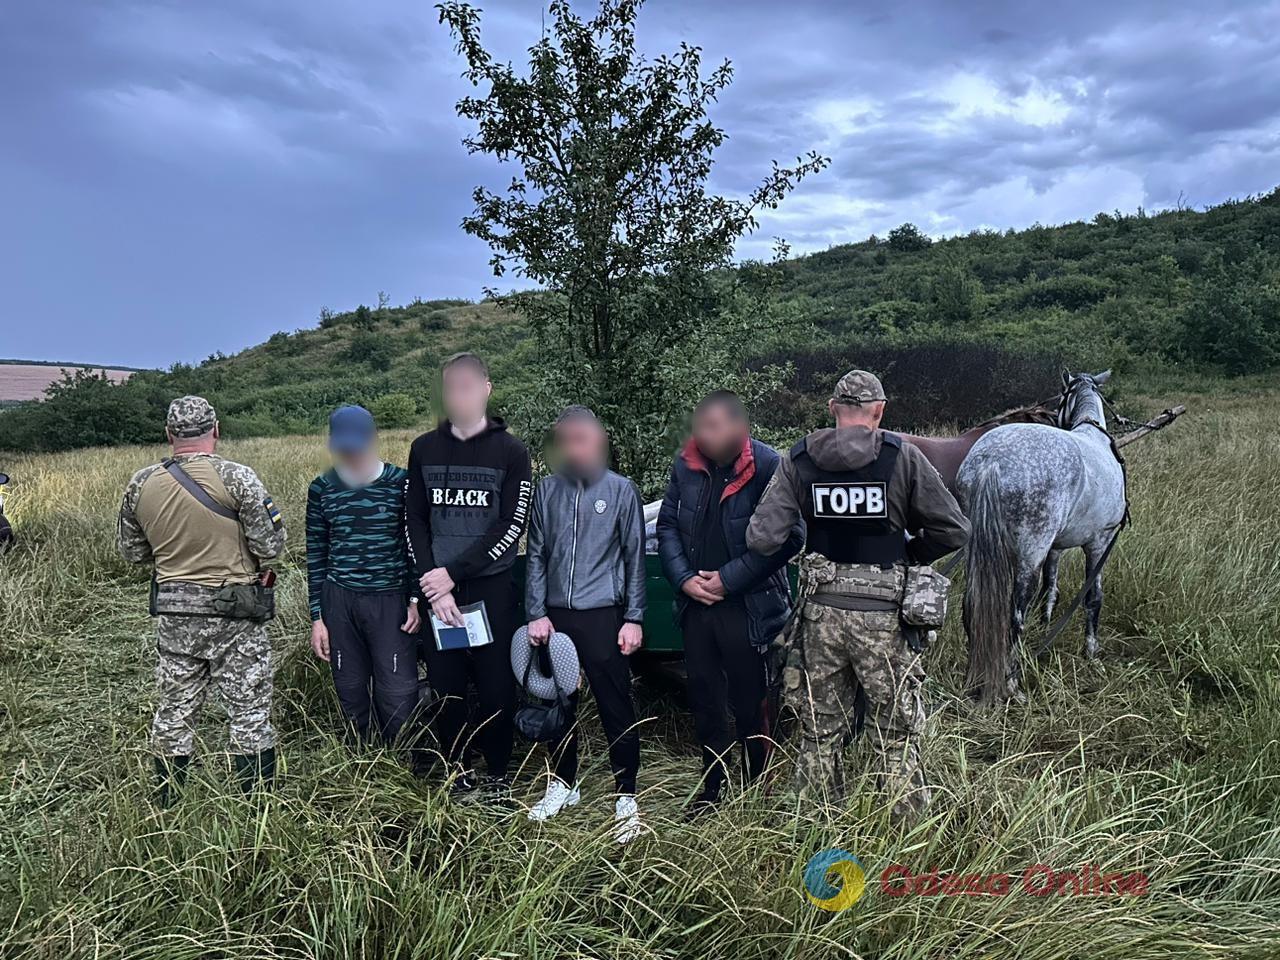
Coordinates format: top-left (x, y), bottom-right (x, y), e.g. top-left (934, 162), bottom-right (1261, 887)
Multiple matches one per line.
top-left (117, 396), bottom-right (287, 804)
top-left (746, 370), bottom-right (968, 818)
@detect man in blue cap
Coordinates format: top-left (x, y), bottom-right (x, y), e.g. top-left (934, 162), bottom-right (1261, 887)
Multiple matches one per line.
top-left (306, 405), bottom-right (422, 748)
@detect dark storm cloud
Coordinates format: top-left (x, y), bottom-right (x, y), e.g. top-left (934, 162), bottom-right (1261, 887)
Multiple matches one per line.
top-left (2, 0), bottom-right (1278, 365)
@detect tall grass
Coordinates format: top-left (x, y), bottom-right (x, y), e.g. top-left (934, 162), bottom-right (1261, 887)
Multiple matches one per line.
top-left (1, 389), bottom-right (1278, 959)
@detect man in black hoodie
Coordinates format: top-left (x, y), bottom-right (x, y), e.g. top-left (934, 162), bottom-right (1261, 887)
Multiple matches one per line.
top-left (405, 352), bottom-right (532, 803)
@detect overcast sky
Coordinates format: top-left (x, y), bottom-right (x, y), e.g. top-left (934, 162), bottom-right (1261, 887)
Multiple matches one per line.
top-left (3, 0), bottom-right (1278, 367)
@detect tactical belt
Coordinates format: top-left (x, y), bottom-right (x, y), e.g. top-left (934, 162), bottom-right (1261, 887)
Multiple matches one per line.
top-left (808, 591), bottom-right (899, 612)
top-left (830, 562), bottom-right (893, 575)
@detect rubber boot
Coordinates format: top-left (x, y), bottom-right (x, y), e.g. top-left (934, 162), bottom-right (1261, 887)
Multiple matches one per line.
top-left (154, 754), bottom-right (192, 808)
top-left (233, 747), bottom-right (277, 795)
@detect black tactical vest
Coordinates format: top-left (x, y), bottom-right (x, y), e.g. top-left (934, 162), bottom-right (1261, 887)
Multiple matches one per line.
top-left (790, 431), bottom-right (905, 566)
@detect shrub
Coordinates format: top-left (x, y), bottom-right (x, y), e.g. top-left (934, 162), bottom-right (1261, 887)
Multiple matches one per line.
top-left (368, 393), bottom-right (418, 429)
top-left (419, 311), bottom-right (450, 333)
top-left (352, 305), bottom-right (375, 330)
top-left (0, 370), bottom-right (162, 452)
top-left (1015, 274), bottom-right (1112, 311)
top-left (751, 338), bottom-right (1063, 434)
top-left (344, 331), bottom-right (396, 371)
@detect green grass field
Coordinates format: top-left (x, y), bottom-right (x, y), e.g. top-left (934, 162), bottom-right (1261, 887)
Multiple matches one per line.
top-left (1, 382), bottom-right (1278, 959)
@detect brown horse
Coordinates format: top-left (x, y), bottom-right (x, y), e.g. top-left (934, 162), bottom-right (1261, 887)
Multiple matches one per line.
top-left (893, 403), bottom-right (1058, 496)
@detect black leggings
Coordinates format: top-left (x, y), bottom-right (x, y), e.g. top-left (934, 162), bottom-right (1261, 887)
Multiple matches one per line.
top-left (322, 583), bottom-right (419, 747)
top-left (546, 606), bottom-right (640, 795)
top-left (419, 573), bottom-right (518, 776)
top-left (682, 601), bottom-right (770, 799)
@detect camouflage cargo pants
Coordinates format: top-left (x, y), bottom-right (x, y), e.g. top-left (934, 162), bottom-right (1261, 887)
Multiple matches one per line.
top-left (783, 602), bottom-right (930, 818)
top-left (152, 614), bottom-right (275, 757)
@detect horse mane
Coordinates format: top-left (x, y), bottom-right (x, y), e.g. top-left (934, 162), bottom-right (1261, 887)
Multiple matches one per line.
top-left (971, 401), bottom-right (1058, 431)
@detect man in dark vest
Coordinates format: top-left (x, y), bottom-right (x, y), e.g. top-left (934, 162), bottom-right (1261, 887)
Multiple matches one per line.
top-left (746, 370), bottom-right (968, 817)
top-left (656, 390), bottom-right (803, 816)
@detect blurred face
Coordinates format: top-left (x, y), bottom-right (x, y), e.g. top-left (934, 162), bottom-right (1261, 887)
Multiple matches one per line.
top-left (554, 417), bottom-right (608, 476)
top-left (333, 445), bottom-right (377, 472)
top-left (442, 363), bottom-right (491, 425)
top-left (693, 403), bottom-right (748, 464)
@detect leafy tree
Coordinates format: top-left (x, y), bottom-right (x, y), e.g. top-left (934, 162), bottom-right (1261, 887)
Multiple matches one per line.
top-left (437, 0), bottom-right (827, 485)
top-left (888, 223), bottom-right (932, 252)
top-left (929, 257), bottom-right (981, 326)
top-left (1180, 252), bottom-right (1280, 374)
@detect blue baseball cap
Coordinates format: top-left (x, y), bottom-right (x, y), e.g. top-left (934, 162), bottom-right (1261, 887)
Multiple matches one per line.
top-left (328, 405), bottom-right (376, 454)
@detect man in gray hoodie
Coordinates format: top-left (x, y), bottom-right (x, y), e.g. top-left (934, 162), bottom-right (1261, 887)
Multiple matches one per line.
top-left (525, 406), bottom-right (647, 842)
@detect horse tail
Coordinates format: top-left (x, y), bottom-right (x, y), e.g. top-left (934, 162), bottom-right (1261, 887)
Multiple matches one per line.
top-left (963, 464), bottom-right (1015, 703)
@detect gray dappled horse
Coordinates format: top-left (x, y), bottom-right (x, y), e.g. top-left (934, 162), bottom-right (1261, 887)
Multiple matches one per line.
top-left (956, 371), bottom-right (1126, 702)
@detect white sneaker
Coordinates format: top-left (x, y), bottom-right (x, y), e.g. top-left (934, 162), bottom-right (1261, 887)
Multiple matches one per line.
top-left (527, 778), bottom-right (580, 822)
top-left (613, 795), bottom-right (643, 844)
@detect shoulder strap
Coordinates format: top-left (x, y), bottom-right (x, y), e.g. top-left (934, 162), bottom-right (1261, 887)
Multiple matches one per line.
top-left (881, 432), bottom-right (902, 450)
top-left (788, 437), bottom-right (809, 460)
top-left (162, 458), bottom-right (238, 521)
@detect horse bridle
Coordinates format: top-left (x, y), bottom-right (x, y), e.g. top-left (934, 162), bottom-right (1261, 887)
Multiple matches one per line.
top-left (1056, 374), bottom-right (1134, 434)
top-left (1056, 375), bottom-right (1095, 431)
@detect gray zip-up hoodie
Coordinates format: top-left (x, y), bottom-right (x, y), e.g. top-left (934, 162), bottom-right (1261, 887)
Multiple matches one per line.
top-left (525, 468), bottom-right (646, 623)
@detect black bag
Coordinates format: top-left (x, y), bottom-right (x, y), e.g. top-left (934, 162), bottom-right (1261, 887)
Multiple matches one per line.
top-left (513, 648), bottom-right (573, 744)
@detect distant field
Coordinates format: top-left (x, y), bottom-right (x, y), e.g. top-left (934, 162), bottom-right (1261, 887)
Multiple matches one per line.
top-left (0, 362), bottom-right (137, 403)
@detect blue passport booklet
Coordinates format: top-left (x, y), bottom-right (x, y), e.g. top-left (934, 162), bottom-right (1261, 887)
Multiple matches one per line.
top-left (430, 600), bottom-right (495, 652)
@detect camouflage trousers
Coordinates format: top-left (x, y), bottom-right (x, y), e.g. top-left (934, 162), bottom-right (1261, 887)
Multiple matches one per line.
top-left (783, 602), bottom-right (930, 818)
top-left (152, 614), bottom-right (275, 757)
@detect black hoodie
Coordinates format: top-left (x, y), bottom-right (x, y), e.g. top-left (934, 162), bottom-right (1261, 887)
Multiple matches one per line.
top-left (404, 417), bottom-right (533, 582)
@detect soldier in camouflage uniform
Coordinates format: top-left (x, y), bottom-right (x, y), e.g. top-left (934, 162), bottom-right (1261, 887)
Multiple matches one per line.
top-left (746, 371), bottom-right (968, 819)
top-left (117, 396), bottom-right (287, 803)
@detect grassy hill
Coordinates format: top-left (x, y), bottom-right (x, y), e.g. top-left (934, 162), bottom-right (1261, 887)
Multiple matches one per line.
top-left (2, 187), bottom-right (1277, 458)
top-left (186, 298), bottom-right (529, 437)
